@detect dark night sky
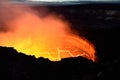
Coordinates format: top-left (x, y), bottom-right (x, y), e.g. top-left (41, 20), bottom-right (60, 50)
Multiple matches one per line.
top-left (44, 4), bottom-right (120, 63)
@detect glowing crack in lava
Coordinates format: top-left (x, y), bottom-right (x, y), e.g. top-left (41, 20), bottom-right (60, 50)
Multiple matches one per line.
top-left (0, 3), bottom-right (96, 61)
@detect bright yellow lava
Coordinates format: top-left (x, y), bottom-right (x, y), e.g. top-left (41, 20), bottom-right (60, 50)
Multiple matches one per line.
top-left (0, 6), bottom-right (96, 61)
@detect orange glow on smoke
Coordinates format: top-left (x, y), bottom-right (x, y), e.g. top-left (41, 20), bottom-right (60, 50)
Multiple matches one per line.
top-left (0, 4), bottom-right (96, 61)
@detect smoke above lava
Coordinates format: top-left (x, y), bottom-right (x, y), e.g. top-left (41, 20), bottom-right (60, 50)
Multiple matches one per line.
top-left (0, 0), bottom-right (97, 61)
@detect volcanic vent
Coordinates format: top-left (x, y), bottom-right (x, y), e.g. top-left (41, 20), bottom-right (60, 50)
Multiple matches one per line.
top-left (0, 1), bottom-right (97, 61)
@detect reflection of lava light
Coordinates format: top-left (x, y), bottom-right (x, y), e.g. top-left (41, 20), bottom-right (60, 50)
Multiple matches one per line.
top-left (0, 3), bottom-right (97, 62)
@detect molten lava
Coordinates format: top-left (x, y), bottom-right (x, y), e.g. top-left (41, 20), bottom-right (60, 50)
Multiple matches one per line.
top-left (0, 3), bottom-right (96, 61)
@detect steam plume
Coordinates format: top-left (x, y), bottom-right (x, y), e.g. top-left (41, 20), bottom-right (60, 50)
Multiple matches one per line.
top-left (0, 0), bottom-right (96, 61)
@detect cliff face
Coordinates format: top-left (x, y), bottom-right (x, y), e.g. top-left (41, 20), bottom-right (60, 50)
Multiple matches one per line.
top-left (0, 46), bottom-right (120, 80)
top-left (0, 46), bottom-right (98, 80)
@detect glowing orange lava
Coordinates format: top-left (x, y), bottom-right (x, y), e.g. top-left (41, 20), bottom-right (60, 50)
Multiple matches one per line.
top-left (0, 4), bottom-right (96, 61)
